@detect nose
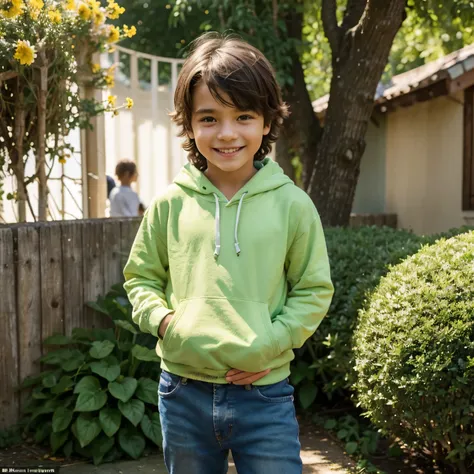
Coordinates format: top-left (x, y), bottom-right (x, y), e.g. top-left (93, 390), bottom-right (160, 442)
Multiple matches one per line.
top-left (216, 121), bottom-right (238, 141)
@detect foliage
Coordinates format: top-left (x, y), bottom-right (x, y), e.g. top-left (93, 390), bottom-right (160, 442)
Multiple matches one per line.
top-left (290, 226), bottom-right (473, 411)
top-left (290, 226), bottom-right (427, 409)
top-left (0, 0), bottom-right (135, 220)
top-left (353, 231), bottom-right (474, 471)
top-left (301, 0), bottom-right (474, 100)
top-left (314, 413), bottom-right (388, 473)
top-left (20, 284), bottom-right (161, 465)
top-left (0, 423), bottom-right (24, 449)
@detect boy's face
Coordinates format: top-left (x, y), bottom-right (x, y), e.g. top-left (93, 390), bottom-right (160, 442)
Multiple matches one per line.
top-left (189, 82), bottom-right (270, 177)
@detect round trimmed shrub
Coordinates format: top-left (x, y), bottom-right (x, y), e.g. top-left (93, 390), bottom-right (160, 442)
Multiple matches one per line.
top-left (353, 231), bottom-right (474, 470)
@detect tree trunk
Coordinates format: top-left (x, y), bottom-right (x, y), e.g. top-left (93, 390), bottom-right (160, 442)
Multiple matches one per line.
top-left (306, 0), bottom-right (406, 226)
top-left (37, 65), bottom-right (48, 221)
top-left (276, 9), bottom-right (323, 186)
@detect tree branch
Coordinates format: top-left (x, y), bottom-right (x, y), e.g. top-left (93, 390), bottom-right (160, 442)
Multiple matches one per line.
top-left (340, 0), bottom-right (368, 33)
top-left (322, 0), bottom-right (341, 53)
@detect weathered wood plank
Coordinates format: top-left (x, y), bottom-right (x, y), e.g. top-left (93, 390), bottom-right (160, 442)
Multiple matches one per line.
top-left (16, 227), bottom-right (42, 411)
top-left (103, 219), bottom-right (123, 292)
top-left (0, 228), bottom-right (19, 429)
top-left (39, 223), bottom-right (64, 350)
top-left (120, 217), bottom-right (141, 270)
top-left (62, 221), bottom-right (85, 334)
top-left (82, 220), bottom-right (105, 329)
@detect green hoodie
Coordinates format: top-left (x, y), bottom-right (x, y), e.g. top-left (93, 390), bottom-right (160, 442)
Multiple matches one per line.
top-left (123, 158), bottom-right (334, 385)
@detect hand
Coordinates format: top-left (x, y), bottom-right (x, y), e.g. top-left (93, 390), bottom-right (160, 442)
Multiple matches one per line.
top-left (225, 368), bottom-right (271, 385)
top-left (158, 312), bottom-right (174, 339)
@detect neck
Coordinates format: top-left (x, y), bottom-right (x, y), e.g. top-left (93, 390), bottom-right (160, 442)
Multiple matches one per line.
top-left (205, 161), bottom-right (256, 200)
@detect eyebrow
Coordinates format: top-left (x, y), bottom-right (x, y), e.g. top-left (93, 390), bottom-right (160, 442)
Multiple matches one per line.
top-left (194, 108), bottom-right (217, 115)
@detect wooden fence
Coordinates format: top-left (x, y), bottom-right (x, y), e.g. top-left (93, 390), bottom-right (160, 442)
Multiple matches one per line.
top-left (0, 218), bottom-right (141, 429)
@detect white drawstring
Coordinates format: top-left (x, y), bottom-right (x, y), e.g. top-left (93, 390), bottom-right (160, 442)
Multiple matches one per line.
top-left (213, 193), bottom-right (221, 258)
top-left (213, 191), bottom-right (248, 258)
top-left (234, 192), bottom-right (247, 256)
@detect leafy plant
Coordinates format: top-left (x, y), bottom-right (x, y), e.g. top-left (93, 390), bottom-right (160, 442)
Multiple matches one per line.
top-left (354, 231), bottom-right (474, 472)
top-left (20, 284), bottom-right (161, 465)
top-left (291, 226), bottom-right (473, 411)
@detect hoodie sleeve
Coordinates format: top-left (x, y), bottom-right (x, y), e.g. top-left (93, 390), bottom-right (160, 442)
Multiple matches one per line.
top-left (123, 201), bottom-right (173, 337)
top-left (272, 206), bottom-right (334, 353)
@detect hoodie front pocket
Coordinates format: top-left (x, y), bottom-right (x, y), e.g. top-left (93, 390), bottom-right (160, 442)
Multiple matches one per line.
top-left (161, 297), bottom-right (279, 373)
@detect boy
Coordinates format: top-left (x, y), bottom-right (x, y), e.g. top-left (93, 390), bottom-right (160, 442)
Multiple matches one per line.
top-left (123, 32), bottom-right (334, 474)
top-left (109, 159), bottom-right (141, 217)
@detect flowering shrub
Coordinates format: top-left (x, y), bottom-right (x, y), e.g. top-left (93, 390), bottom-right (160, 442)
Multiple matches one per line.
top-left (0, 0), bottom-right (136, 220)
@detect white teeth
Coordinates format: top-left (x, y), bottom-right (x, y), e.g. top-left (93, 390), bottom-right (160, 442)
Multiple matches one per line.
top-left (217, 148), bottom-right (240, 154)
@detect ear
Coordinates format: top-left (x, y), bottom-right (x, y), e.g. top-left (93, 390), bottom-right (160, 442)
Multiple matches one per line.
top-left (263, 123), bottom-right (271, 136)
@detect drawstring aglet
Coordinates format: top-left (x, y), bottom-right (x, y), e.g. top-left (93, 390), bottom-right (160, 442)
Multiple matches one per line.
top-left (235, 242), bottom-right (241, 256)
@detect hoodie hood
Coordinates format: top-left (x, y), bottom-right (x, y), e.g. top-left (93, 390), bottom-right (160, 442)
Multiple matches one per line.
top-left (173, 157), bottom-right (293, 203)
top-left (173, 157), bottom-right (293, 257)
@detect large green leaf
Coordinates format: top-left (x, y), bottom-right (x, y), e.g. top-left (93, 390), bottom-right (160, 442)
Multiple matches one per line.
top-left (299, 383), bottom-right (318, 410)
top-left (75, 414), bottom-right (102, 448)
top-left (89, 433), bottom-right (116, 466)
top-left (89, 340), bottom-right (115, 359)
top-left (44, 334), bottom-right (73, 345)
top-left (52, 406), bottom-right (74, 433)
top-left (99, 407), bottom-right (122, 437)
top-left (42, 373), bottom-right (58, 388)
top-left (114, 319), bottom-right (139, 334)
top-left (35, 422), bottom-right (52, 443)
top-left (140, 413), bottom-right (162, 446)
top-left (131, 345), bottom-right (160, 362)
top-left (51, 375), bottom-right (74, 395)
top-left (61, 352), bottom-right (86, 372)
top-left (74, 376), bottom-right (101, 394)
top-left (90, 356), bottom-right (121, 382)
top-left (118, 399), bottom-right (145, 427)
top-left (31, 399), bottom-right (61, 421)
top-left (118, 427), bottom-right (145, 459)
top-left (135, 377), bottom-right (158, 405)
top-left (108, 377), bottom-right (137, 403)
top-left (50, 430), bottom-right (69, 453)
top-left (75, 391), bottom-right (107, 412)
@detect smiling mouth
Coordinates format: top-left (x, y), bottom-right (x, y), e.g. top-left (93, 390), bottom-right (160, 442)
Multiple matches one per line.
top-left (214, 147), bottom-right (244, 154)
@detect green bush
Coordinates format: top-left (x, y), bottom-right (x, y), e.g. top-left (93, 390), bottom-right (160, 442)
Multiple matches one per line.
top-left (353, 231), bottom-right (474, 471)
top-left (20, 284), bottom-right (162, 465)
top-left (291, 226), bottom-right (427, 408)
top-left (291, 225), bottom-right (473, 411)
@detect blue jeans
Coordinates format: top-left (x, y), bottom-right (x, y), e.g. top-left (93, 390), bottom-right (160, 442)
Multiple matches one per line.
top-left (158, 370), bottom-right (302, 474)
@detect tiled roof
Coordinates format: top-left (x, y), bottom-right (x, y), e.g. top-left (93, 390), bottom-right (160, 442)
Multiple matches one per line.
top-left (313, 43), bottom-right (474, 114)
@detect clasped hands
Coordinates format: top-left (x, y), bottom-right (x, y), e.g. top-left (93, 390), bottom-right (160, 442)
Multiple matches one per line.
top-left (158, 312), bottom-right (271, 385)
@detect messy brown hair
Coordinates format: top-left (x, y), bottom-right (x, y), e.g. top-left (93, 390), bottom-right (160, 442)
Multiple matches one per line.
top-left (115, 159), bottom-right (137, 179)
top-left (171, 32), bottom-right (289, 171)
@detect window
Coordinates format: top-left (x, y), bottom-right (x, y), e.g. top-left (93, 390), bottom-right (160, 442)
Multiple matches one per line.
top-left (463, 85), bottom-right (474, 210)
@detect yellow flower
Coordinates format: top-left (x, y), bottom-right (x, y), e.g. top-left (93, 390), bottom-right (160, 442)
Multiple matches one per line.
top-left (65, 0), bottom-right (75, 10)
top-left (48, 8), bottom-right (61, 23)
top-left (107, 94), bottom-right (117, 106)
top-left (91, 63), bottom-right (100, 73)
top-left (77, 3), bottom-right (90, 20)
top-left (104, 74), bottom-right (114, 88)
top-left (106, 0), bottom-right (124, 19)
top-left (85, 0), bottom-right (99, 8)
top-left (28, 0), bottom-right (43, 9)
top-left (107, 25), bottom-right (120, 43)
top-left (1, 1), bottom-right (24, 18)
top-left (123, 25), bottom-right (136, 38)
top-left (58, 156), bottom-right (66, 164)
top-left (92, 8), bottom-right (104, 25)
top-left (13, 39), bottom-right (37, 66)
top-left (29, 7), bottom-right (38, 18)
top-left (125, 97), bottom-right (133, 109)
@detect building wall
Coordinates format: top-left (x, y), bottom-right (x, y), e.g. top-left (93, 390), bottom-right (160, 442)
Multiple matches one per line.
top-left (385, 92), bottom-right (466, 234)
top-left (352, 114), bottom-right (387, 213)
